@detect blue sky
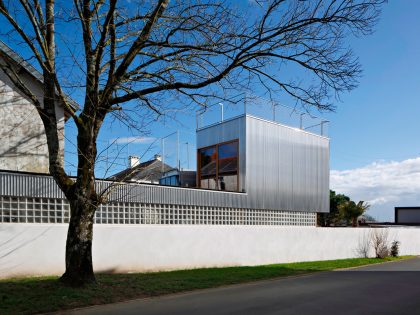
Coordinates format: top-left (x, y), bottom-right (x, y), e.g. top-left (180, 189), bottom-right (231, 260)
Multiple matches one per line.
top-left (325, 0), bottom-right (420, 170)
top-left (326, 1), bottom-right (420, 220)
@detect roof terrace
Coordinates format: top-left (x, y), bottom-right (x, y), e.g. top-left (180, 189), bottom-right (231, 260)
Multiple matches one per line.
top-left (196, 95), bottom-right (329, 137)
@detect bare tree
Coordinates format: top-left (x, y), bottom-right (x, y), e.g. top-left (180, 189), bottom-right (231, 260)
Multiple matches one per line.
top-left (372, 228), bottom-right (390, 258)
top-left (355, 230), bottom-right (372, 258)
top-left (0, 0), bottom-right (385, 286)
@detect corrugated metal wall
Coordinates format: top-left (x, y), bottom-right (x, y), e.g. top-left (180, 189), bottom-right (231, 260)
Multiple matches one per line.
top-left (245, 115), bottom-right (329, 212)
top-left (0, 171), bottom-right (65, 198)
top-left (0, 171), bottom-right (249, 209)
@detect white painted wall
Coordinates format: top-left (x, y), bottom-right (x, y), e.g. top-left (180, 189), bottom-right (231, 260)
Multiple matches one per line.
top-left (1, 224), bottom-right (420, 279)
top-left (0, 69), bottom-right (65, 173)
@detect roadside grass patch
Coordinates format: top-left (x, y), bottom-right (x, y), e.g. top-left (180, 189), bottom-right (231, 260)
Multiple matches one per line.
top-left (0, 256), bottom-right (412, 314)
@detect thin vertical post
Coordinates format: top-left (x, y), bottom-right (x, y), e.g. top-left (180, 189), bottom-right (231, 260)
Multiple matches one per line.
top-left (127, 143), bottom-right (130, 168)
top-left (196, 110), bottom-right (204, 129)
top-left (105, 140), bottom-right (109, 174)
top-left (300, 113), bottom-right (305, 129)
top-left (186, 142), bottom-right (190, 169)
top-left (272, 102), bottom-right (276, 121)
top-left (196, 111), bottom-right (199, 130)
top-left (161, 138), bottom-right (164, 173)
top-left (176, 130), bottom-right (180, 171)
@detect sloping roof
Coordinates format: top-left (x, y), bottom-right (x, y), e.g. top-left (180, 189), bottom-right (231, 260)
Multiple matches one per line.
top-left (110, 158), bottom-right (173, 183)
top-left (0, 40), bottom-right (79, 113)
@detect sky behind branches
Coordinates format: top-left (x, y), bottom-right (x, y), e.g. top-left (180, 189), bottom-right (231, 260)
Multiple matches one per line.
top-left (65, 0), bottom-right (420, 221)
top-left (3, 1), bottom-right (418, 221)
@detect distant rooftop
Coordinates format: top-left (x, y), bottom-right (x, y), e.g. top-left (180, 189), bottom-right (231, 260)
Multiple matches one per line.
top-left (109, 156), bottom-right (172, 183)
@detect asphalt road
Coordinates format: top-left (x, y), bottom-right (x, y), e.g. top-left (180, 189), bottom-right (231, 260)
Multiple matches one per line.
top-left (65, 257), bottom-right (420, 315)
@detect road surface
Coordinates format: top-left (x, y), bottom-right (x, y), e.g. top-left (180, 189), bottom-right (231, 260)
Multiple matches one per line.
top-left (64, 257), bottom-right (420, 315)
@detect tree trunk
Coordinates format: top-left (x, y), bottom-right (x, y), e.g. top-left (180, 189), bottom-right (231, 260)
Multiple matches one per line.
top-left (60, 200), bottom-right (97, 287)
top-left (352, 217), bottom-right (358, 227)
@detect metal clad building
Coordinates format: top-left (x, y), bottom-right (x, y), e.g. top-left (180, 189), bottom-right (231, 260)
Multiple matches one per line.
top-left (196, 115), bottom-right (329, 213)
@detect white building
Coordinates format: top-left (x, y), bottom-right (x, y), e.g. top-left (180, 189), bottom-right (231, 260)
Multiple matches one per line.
top-left (0, 41), bottom-right (78, 173)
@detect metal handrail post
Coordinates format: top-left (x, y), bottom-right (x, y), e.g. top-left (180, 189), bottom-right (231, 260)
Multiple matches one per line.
top-left (300, 113), bottom-right (305, 129)
top-left (176, 130), bottom-right (179, 171)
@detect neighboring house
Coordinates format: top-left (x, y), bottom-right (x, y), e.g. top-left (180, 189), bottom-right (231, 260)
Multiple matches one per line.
top-left (0, 41), bottom-right (78, 174)
top-left (395, 207), bottom-right (420, 225)
top-left (159, 169), bottom-right (197, 188)
top-left (110, 155), bottom-right (173, 184)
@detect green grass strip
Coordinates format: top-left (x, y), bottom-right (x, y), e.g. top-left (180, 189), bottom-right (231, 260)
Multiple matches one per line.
top-left (0, 256), bottom-right (413, 314)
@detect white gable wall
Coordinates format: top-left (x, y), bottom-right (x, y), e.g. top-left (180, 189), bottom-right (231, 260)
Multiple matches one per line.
top-left (0, 69), bottom-right (65, 173)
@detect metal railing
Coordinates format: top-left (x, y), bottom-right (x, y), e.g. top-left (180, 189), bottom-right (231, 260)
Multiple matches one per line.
top-left (196, 95), bottom-right (329, 137)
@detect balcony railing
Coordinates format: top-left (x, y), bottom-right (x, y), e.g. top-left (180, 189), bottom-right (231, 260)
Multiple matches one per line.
top-left (196, 95), bottom-right (329, 137)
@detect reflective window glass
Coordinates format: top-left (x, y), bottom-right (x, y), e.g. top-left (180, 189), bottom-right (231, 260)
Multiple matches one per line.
top-left (170, 176), bottom-right (178, 186)
top-left (218, 142), bottom-right (238, 175)
top-left (219, 174), bottom-right (238, 192)
top-left (200, 146), bottom-right (217, 177)
top-left (198, 140), bottom-right (239, 192)
top-left (200, 178), bottom-right (218, 190)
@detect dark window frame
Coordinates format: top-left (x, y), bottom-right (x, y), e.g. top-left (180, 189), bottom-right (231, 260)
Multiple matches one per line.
top-left (197, 139), bottom-right (239, 192)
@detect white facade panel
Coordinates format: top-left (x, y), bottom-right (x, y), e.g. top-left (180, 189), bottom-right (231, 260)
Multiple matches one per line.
top-left (0, 69), bottom-right (65, 174)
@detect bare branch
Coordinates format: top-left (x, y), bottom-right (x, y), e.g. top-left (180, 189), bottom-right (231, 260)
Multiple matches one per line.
top-left (100, 0), bottom-right (169, 103)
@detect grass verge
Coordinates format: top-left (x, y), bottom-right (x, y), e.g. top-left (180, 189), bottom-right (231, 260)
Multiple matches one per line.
top-left (0, 256), bottom-right (413, 314)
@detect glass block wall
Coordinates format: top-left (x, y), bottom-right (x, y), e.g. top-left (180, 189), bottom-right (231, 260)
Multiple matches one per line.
top-left (0, 196), bottom-right (316, 226)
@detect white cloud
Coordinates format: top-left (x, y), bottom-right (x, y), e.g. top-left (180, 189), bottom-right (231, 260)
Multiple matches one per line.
top-left (113, 136), bottom-right (156, 144)
top-left (331, 157), bottom-right (420, 221)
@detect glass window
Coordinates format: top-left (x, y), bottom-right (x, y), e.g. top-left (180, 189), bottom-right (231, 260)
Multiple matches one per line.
top-left (160, 175), bottom-right (180, 187)
top-left (200, 146), bottom-right (217, 177)
top-left (198, 140), bottom-right (239, 192)
top-left (219, 174), bottom-right (238, 192)
top-left (170, 176), bottom-right (178, 186)
top-left (218, 142), bottom-right (238, 175)
top-left (200, 178), bottom-right (218, 190)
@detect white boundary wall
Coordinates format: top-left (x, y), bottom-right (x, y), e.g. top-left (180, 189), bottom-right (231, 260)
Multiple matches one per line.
top-left (1, 224), bottom-right (420, 279)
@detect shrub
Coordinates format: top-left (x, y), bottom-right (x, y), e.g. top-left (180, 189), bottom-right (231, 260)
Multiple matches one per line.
top-left (372, 229), bottom-right (389, 259)
top-left (390, 240), bottom-right (400, 257)
top-left (377, 245), bottom-right (389, 259)
top-left (356, 232), bottom-right (371, 258)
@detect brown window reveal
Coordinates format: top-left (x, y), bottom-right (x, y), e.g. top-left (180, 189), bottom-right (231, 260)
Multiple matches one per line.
top-left (197, 140), bottom-right (239, 192)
